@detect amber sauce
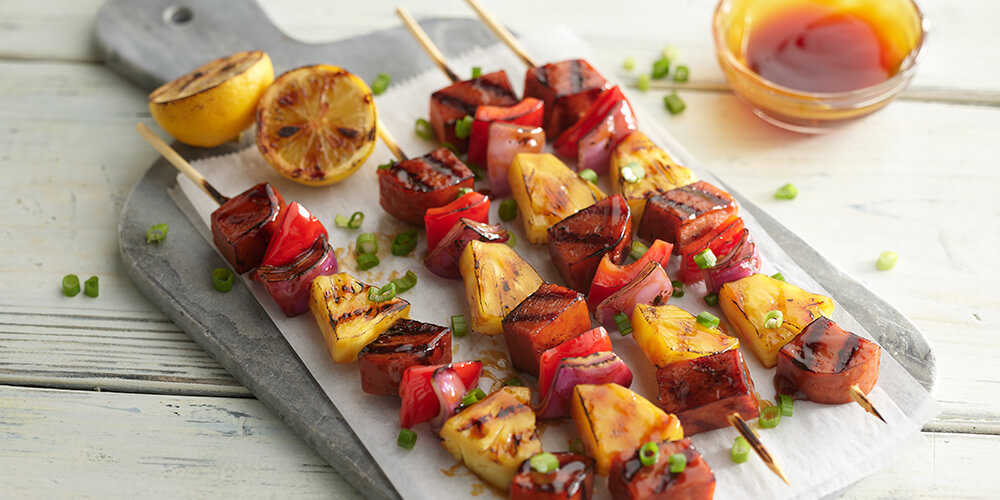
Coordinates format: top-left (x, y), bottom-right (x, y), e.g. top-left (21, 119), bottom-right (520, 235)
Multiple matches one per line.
top-left (745, 3), bottom-right (895, 92)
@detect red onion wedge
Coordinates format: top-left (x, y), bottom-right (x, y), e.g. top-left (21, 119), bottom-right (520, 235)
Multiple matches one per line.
top-left (536, 351), bottom-right (633, 419)
top-left (255, 235), bottom-right (337, 317)
top-left (703, 230), bottom-right (761, 294)
top-left (594, 261), bottom-right (672, 329)
top-left (430, 366), bottom-right (471, 431)
top-left (424, 218), bottom-right (509, 279)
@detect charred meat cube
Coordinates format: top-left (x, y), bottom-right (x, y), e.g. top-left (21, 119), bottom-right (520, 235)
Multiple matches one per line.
top-left (377, 147), bottom-right (474, 226)
top-left (637, 181), bottom-right (737, 252)
top-left (548, 194), bottom-right (632, 293)
top-left (468, 97), bottom-right (544, 167)
top-left (510, 453), bottom-right (596, 500)
top-left (210, 182), bottom-right (285, 274)
top-left (429, 70), bottom-right (518, 153)
top-left (608, 438), bottom-right (716, 500)
top-left (775, 316), bottom-right (881, 404)
top-left (358, 318), bottom-right (452, 396)
top-left (502, 283), bottom-right (591, 375)
top-left (424, 218), bottom-right (509, 280)
top-left (655, 348), bottom-right (759, 435)
top-left (524, 59), bottom-right (609, 137)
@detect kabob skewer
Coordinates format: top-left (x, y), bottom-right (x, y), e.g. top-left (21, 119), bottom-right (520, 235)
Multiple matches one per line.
top-left (727, 412), bottom-right (791, 486)
top-left (136, 123), bottom-right (230, 205)
top-left (463, 0), bottom-right (537, 68)
top-left (395, 7), bottom-right (461, 83)
top-left (850, 384), bottom-right (887, 423)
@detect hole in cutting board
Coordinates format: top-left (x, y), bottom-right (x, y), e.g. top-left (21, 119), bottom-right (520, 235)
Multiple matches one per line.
top-left (163, 5), bottom-right (194, 25)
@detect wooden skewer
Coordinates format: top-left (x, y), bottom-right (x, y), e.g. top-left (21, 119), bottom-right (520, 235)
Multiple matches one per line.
top-left (463, 0), bottom-right (538, 68)
top-left (395, 6), bottom-right (460, 83)
top-left (376, 119), bottom-right (408, 162)
top-left (135, 123), bottom-right (230, 205)
top-left (727, 412), bottom-right (791, 486)
top-left (850, 384), bottom-right (887, 423)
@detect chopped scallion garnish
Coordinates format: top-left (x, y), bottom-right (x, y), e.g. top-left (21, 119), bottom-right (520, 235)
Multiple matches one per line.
top-left (391, 270), bottom-right (418, 294)
top-left (471, 66), bottom-right (482, 79)
top-left (775, 183), bottom-right (798, 200)
top-left (454, 115), bottom-right (474, 139)
top-left (368, 282), bottom-right (397, 302)
top-left (759, 405), bottom-right (781, 428)
top-left (83, 276), bottom-right (99, 298)
top-left (771, 272), bottom-right (786, 282)
top-left (621, 162), bottom-right (645, 184)
top-left (211, 269), bottom-right (233, 293)
top-left (506, 232), bottom-right (517, 248)
top-left (623, 57), bottom-right (636, 71)
top-left (693, 249), bottom-right (716, 269)
top-left (441, 141), bottom-right (458, 153)
top-left (466, 162), bottom-right (485, 180)
top-left (630, 241), bottom-right (649, 261)
top-left (569, 438), bottom-right (585, 455)
top-left (392, 230), bottom-right (418, 256)
top-left (377, 159), bottom-right (396, 170)
top-left (663, 45), bottom-right (681, 62)
top-left (348, 211), bottom-right (364, 229)
top-left (461, 387), bottom-right (486, 406)
top-left (579, 168), bottom-right (598, 183)
top-left (356, 253), bottom-right (380, 270)
top-left (778, 394), bottom-right (794, 417)
top-left (499, 199), bottom-right (518, 221)
top-left (763, 310), bottom-right (783, 329)
top-left (356, 232), bottom-right (378, 255)
top-left (652, 57), bottom-right (670, 79)
top-left (613, 312), bottom-right (632, 336)
top-left (639, 441), bottom-right (659, 467)
top-left (415, 118), bottom-right (434, 140)
top-left (671, 280), bottom-right (685, 298)
top-left (696, 311), bottom-right (719, 328)
top-left (664, 93), bottom-right (686, 115)
top-left (504, 376), bottom-right (524, 387)
top-left (370, 73), bottom-right (391, 95)
top-left (673, 65), bottom-right (689, 83)
top-left (450, 314), bottom-right (468, 337)
top-left (668, 453), bottom-right (687, 473)
top-left (877, 251), bottom-right (898, 271)
top-left (637, 73), bottom-right (651, 92)
top-left (62, 274), bottom-right (80, 297)
top-left (704, 292), bottom-right (719, 307)
top-left (146, 223), bottom-right (169, 244)
top-left (457, 187), bottom-right (473, 197)
top-left (397, 428), bottom-right (417, 450)
top-left (530, 452), bottom-right (560, 474)
top-left (731, 436), bottom-right (750, 463)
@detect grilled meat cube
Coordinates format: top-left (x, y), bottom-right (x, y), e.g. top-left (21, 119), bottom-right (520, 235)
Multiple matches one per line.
top-left (429, 70), bottom-right (518, 153)
top-left (524, 59), bottom-right (609, 137)
top-left (210, 182), bottom-right (285, 274)
top-left (357, 318), bottom-right (452, 396)
top-left (424, 218), bottom-right (509, 280)
top-left (548, 194), bottom-right (632, 292)
top-left (655, 349), bottom-right (759, 435)
top-left (608, 438), bottom-right (716, 500)
top-left (509, 153), bottom-right (606, 244)
top-left (631, 304), bottom-right (740, 368)
top-left (468, 97), bottom-right (544, 167)
top-left (637, 181), bottom-right (737, 252)
top-left (610, 131), bottom-right (697, 222)
top-left (776, 316), bottom-right (881, 404)
top-left (510, 453), bottom-right (596, 500)
top-left (486, 123), bottom-right (545, 198)
top-left (502, 283), bottom-right (592, 375)
top-left (378, 147), bottom-right (474, 226)
top-left (459, 240), bottom-right (544, 335)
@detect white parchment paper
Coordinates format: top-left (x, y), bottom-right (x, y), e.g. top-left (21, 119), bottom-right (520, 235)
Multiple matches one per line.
top-left (175, 26), bottom-right (939, 500)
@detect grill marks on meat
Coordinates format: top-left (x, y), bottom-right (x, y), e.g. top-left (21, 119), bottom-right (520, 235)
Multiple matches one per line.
top-left (548, 194), bottom-right (633, 292)
top-left (638, 181), bottom-right (737, 252)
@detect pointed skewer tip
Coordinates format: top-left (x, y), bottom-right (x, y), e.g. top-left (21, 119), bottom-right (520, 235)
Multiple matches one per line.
top-left (850, 384), bottom-right (886, 423)
top-left (727, 412), bottom-right (791, 487)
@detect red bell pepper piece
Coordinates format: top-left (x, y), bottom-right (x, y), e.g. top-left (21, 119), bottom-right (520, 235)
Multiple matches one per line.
top-left (553, 86), bottom-right (631, 162)
top-left (424, 191), bottom-right (490, 252)
top-left (536, 326), bottom-right (612, 401)
top-left (587, 240), bottom-right (673, 313)
top-left (467, 97), bottom-right (544, 167)
top-left (398, 361), bottom-right (483, 429)
top-left (678, 216), bottom-right (744, 283)
top-left (259, 202), bottom-right (328, 268)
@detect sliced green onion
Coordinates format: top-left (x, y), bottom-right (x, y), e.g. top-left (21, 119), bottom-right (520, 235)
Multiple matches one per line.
top-left (356, 232), bottom-right (378, 255)
top-left (356, 253), bottom-right (380, 270)
top-left (466, 162), bottom-right (485, 181)
top-left (460, 387), bottom-right (486, 406)
top-left (778, 394), bottom-right (794, 417)
top-left (335, 214), bottom-right (350, 228)
top-left (450, 314), bottom-right (468, 337)
top-left (378, 159), bottom-right (397, 170)
top-left (652, 57), bottom-right (670, 79)
top-left (504, 376), bottom-right (524, 387)
top-left (621, 162), bottom-right (645, 184)
top-left (530, 452), bottom-right (559, 474)
top-left (704, 292), bottom-right (719, 307)
top-left (146, 223), bottom-right (169, 244)
top-left (368, 282), bottom-right (397, 302)
top-left (499, 199), bottom-right (518, 221)
top-left (731, 436), bottom-right (750, 463)
top-left (62, 274), bottom-right (80, 297)
top-left (569, 438), bottom-right (585, 455)
top-left (673, 65), bottom-right (689, 83)
top-left (623, 57), bottom-right (636, 71)
top-left (759, 405), bottom-right (781, 428)
top-left (579, 168), bottom-right (598, 183)
top-left (370, 72), bottom-right (391, 95)
top-left (775, 183), bottom-right (798, 200)
top-left (397, 428), bottom-right (417, 450)
top-left (662, 45), bottom-right (681, 62)
top-left (630, 241), bottom-right (649, 261)
top-left (211, 268), bottom-right (232, 293)
top-left (81, 276), bottom-right (98, 297)
top-left (693, 249), bottom-right (716, 269)
top-left (613, 312), bottom-right (632, 336)
top-left (771, 272), bottom-right (786, 282)
top-left (877, 251), bottom-right (898, 271)
top-left (392, 230), bottom-right (419, 256)
top-left (696, 311), bottom-right (719, 328)
top-left (347, 211), bottom-right (364, 229)
top-left (637, 73), bottom-right (651, 92)
top-left (471, 66), bottom-right (482, 79)
top-left (671, 280), bottom-right (686, 298)
top-left (664, 93), bottom-right (686, 115)
top-left (506, 232), bottom-right (517, 248)
top-left (415, 118), bottom-right (434, 140)
top-left (668, 453), bottom-right (687, 473)
top-left (391, 270), bottom-right (418, 294)
top-left (454, 115), bottom-right (474, 139)
top-left (441, 141), bottom-right (458, 153)
top-left (639, 441), bottom-right (659, 467)
top-left (457, 187), bottom-right (473, 197)
top-left (763, 310), bottom-right (783, 329)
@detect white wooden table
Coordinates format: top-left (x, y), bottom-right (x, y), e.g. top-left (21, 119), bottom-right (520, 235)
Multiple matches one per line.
top-left (2, 0), bottom-right (997, 497)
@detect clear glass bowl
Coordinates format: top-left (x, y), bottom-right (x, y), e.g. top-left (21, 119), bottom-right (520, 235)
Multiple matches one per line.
top-left (713, 0), bottom-right (927, 133)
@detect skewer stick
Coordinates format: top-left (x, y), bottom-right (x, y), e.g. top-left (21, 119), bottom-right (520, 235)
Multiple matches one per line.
top-left (135, 123), bottom-right (230, 205)
top-left (727, 413), bottom-right (791, 486)
top-left (463, 0), bottom-right (538, 68)
top-left (395, 7), bottom-right (461, 83)
top-left (377, 119), bottom-right (408, 162)
top-left (849, 384), bottom-right (887, 423)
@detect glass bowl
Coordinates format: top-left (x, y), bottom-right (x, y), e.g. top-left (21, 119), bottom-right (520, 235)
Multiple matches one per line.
top-left (713, 0), bottom-right (927, 133)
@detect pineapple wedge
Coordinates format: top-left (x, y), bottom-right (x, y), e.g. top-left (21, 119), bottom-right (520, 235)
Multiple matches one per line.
top-left (632, 304), bottom-right (740, 367)
top-left (610, 131), bottom-right (696, 222)
top-left (309, 273), bottom-right (410, 364)
top-left (440, 386), bottom-right (541, 490)
top-left (508, 153), bottom-right (605, 244)
top-left (570, 383), bottom-right (684, 476)
top-left (719, 273), bottom-right (834, 367)
top-left (459, 240), bottom-right (543, 335)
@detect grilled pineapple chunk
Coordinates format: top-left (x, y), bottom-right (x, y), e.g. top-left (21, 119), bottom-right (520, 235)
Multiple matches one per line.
top-left (610, 131), bottom-right (696, 222)
top-left (459, 240), bottom-right (543, 335)
top-left (719, 274), bottom-right (834, 368)
top-left (632, 304), bottom-right (740, 367)
top-left (440, 386), bottom-right (541, 490)
top-left (508, 153), bottom-right (605, 244)
top-left (309, 273), bottom-right (410, 364)
top-left (570, 383), bottom-right (684, 476)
